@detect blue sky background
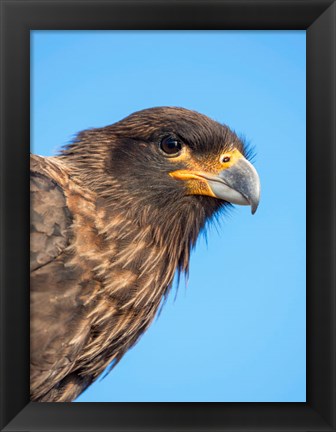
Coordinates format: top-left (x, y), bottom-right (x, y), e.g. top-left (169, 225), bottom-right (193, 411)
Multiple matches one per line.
top-left (31, 31), bottom-right (306, 402)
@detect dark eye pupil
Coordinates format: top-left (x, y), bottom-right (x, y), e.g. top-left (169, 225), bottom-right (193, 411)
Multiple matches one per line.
top-left (160, 137), bottom-right (182, 155)
top-left (223, 156), bottom-right (230, 163)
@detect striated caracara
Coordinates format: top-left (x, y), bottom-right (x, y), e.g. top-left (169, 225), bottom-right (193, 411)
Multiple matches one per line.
top-left (30, 107), bottom-right (260, 402)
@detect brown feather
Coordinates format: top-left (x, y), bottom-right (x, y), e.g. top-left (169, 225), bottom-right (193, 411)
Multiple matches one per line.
top-left (30, 107), bottom-right (248, 401)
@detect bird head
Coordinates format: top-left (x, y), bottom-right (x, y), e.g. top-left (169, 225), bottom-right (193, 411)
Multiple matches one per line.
top-left (100, 107), bottom-right (260, 212)
top-left (62, 107), bottom-right (260, 224)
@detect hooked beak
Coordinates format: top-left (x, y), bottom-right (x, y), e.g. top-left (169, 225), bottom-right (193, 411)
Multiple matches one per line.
top-left (205, 157), bottom-right (260, 214)
top-left (170, 156), bottom-right (260, 214)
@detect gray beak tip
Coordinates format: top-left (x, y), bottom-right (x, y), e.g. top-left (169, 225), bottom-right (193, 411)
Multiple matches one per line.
top-left (249, 192), bottom-right (260, 215)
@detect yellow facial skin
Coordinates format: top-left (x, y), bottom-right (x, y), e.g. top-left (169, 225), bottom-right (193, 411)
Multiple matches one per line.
top-left (169, 148), bottom-right (245, 197)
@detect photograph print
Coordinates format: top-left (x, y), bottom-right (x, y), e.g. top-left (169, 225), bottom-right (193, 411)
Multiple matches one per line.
top-left (30, 30), bottom-right (306, 402)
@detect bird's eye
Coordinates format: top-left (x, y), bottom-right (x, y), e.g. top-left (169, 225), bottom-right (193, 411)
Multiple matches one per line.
top-left (222, 156), bottom-right (231, 163)
top-left (159, 137), bottom-right (182, 157)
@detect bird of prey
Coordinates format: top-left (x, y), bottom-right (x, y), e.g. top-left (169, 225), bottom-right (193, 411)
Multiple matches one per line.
top-left (30, 107), bottom-right (260, 402)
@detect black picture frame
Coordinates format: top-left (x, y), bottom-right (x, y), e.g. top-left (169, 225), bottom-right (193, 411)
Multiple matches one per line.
top-left (1, 0), bottom-right (335, 431)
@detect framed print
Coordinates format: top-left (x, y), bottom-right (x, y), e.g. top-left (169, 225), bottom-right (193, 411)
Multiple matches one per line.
top-left (1, 0), bottom-right (335, 431)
